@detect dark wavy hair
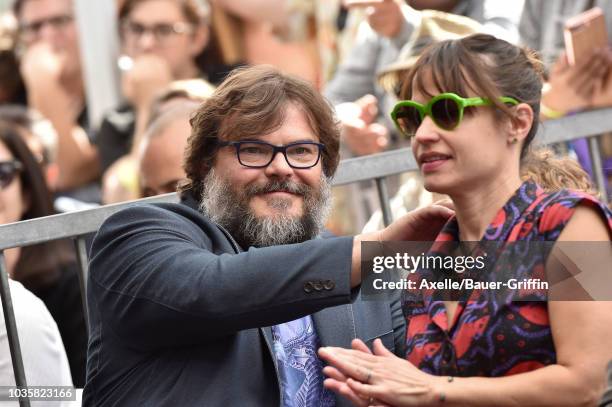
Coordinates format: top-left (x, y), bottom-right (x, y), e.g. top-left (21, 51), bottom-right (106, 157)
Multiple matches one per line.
top-left (179, 65), bottom-right (341, 199)
top-left (0, 121), bottom-right (73, 289)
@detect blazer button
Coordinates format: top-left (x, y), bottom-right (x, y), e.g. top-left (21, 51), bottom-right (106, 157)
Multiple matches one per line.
top-left (323, 280), bottom-right (335, 290)
top-left (304, 281), bottom-right (314, 293)
top-left (313, 281), bottom-right (323, 291)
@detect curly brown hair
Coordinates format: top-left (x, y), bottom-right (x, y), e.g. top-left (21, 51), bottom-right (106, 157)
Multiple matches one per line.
top-left (179, 65), bottom-right (340, 199)
top-left (521, 148), bottom-right (599, 197)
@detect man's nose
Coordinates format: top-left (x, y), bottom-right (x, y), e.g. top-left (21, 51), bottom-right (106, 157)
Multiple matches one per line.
top-left (264, 151), bottom-right (294, 178)
top-left (137, 31), bottom-right (157, 51)
top-left (37, 23), bottom-right (60, 44)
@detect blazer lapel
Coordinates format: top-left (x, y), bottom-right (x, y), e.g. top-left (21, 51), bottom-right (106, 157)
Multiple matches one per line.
top-left (313, 304), bottom-right (357, 407)
top-left (312, 303), bottom-right (355, 349)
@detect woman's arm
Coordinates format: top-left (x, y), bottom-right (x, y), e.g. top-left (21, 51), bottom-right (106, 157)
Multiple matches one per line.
top-left (320, 205), bottom-right (612, 407)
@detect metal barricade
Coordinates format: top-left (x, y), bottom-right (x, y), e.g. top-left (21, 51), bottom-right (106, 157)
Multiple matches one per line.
top-left (0, 110), bottom-right (611, 406)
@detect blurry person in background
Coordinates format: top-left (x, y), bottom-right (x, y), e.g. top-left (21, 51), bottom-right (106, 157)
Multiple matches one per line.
top-left (137, 103), bottom-right (195, 198)
top-left (101, 78), bottom-right (213, 203)
top-left (98, 0), bottom-right (226, 203)
top-left (0, 121), bottom-right (88, 387)
top-left (0, 281), bottom-right (73, 398)
top-left (0, 12), bottom-right (27, 105)
top-left (13, 0), bottom-right (100, 194)
top-left (208, 0), bottom-right (366, 88)
top-left (0, 105), bottom-right (60, 190)
top-left (326, 0), bottom-right (525, 159)
top-left (520, 0), bottom-right (612, 198)
top-left (146, 78), bottom-right (214, 126)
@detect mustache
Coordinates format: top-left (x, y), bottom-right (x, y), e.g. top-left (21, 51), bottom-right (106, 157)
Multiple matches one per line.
top-left (244, 180), bottom-right (313, 197)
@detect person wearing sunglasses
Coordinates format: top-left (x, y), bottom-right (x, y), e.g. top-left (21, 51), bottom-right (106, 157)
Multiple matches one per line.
top-left (0, 124), bottom-right (74, 394)
top-left (0, 121), bottom-right (88, 387)
top-left (319, 34), bottom-right (612, 407)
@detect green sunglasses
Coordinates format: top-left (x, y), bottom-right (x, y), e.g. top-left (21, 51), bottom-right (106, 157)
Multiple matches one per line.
top-left (391, 92), bottom-right (519, 138)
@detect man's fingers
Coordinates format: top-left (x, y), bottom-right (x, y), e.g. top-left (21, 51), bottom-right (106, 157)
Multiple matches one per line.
top-left (355, 94), bottom-right (379, 123)
top-left (344, 125), bottom-right (388, 156)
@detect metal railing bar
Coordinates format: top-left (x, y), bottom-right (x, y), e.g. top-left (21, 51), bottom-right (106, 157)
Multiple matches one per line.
top-left (0, 251), bottom-right (30, 407)
top-left (73, 237), bottom-right (90, 330)
top-left (536, 107), bottom-right (612, 145)
top-left (375, 178), bottom-right (393, 227)
top-left (2, 115), bottom-right (612, 250)
top-left (333, 148), bottom-right (417, 185)
top-left (588, 136), bottom-right (607, 196)
top-left (0, 194), bottom-right (179, 251)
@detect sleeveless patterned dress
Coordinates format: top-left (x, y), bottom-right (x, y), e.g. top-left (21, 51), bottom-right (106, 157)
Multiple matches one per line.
top-left (402, 181), bottom-right (612, 376)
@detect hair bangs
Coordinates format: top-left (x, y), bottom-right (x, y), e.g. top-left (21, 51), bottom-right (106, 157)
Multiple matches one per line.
top-left (403, 40), bottom-right (488, 101)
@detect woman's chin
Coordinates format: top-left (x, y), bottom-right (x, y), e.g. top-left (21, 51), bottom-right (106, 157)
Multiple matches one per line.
top-left (422, 178), bottom-right (452, 195)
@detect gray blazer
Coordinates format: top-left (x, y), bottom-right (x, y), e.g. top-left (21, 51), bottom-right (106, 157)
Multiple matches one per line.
top-left (83, 198), bottom-right (405, 406)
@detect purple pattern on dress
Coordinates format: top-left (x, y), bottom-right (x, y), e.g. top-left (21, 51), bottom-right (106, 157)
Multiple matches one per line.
top-left (403, 181), bottom-right (612, 377)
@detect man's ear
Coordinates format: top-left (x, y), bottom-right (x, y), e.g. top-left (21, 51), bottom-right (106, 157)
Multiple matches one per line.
top-left (509, 103), bottom-right (535, 144)
top-left (190, 24), bottom-right (209, 58)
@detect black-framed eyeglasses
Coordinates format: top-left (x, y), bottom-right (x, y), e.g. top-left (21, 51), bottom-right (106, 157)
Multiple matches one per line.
top-left (218, 140), bottom-right (325, 169)
top-left (19, 14), bottom-right (74, 42)
top-left (0, 160), bottom-right (23, 189)
top-left (122, 20), bottom-right (194, 42)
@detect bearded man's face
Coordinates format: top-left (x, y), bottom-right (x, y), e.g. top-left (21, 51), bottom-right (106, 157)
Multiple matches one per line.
top-left (198, 103), bottom-right (331, 248)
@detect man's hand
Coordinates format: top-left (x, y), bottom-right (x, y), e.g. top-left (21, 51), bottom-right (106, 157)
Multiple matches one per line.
top-left (20, 42), bottom-right (100, 190)
top-left (542, 49), bottom-right (612, 117)
top-left (20, 42), bottom-right (65, 86)
top-left (351, 201), bottom-right (454, 287)
top-left (380, 200), bottom-right (454, 242)
top-left (343, 0), bottom-right (404, 38)
top-left (20, 42), bottom-right (81, 119)
top-left (337, 95), bottom-right (389, 156)
top-left (122, 54), bottom-right (173, 111)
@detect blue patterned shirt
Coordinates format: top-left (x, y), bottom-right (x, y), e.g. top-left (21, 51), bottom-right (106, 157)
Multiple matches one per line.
top-left (271, 315), bottom-right (336, 407)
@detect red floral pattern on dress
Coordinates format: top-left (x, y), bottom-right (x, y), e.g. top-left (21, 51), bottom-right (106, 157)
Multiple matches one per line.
top-left (403, 181), bottom-right (612, 377)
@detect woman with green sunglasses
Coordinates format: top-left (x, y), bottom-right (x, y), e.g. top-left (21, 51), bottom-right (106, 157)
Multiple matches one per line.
top-left (391, 92), bottom-right (519, 138)
top-left (320, 34), bottom-right (612, 407)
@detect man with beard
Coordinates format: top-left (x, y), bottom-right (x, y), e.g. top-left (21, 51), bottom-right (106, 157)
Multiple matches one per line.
top-left (84, 66), bottom-right (453, 406)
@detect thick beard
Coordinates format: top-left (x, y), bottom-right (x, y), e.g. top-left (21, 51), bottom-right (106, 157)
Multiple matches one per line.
top-left (198, 168), bottom-right (332, 248)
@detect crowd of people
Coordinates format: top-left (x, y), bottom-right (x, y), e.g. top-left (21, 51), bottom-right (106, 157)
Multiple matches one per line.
top-left (0, 1), bottom-right (612, 406)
